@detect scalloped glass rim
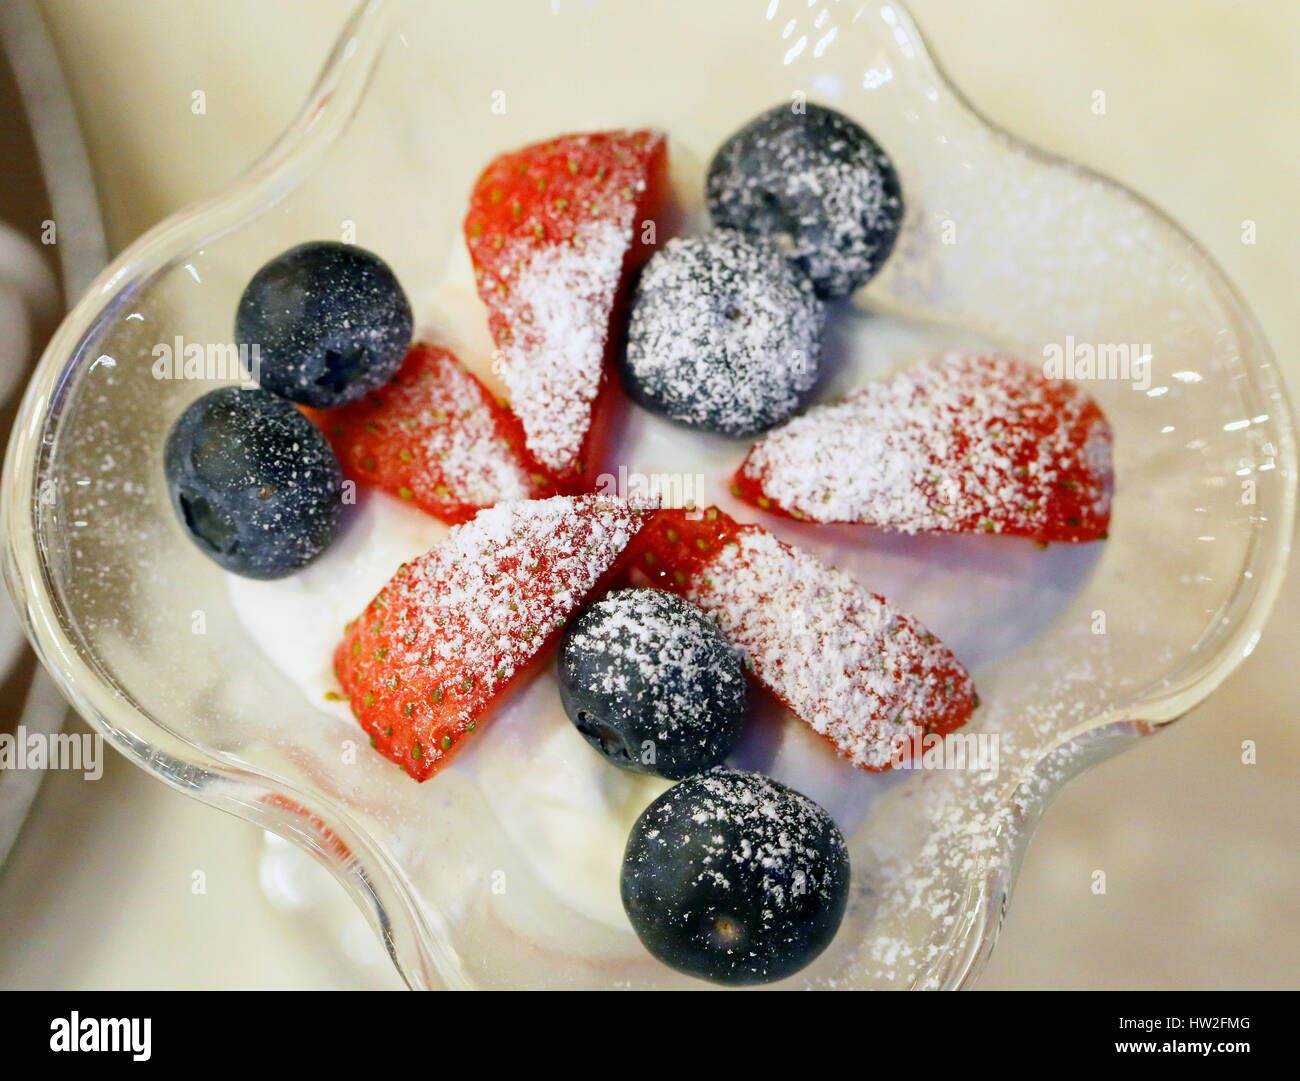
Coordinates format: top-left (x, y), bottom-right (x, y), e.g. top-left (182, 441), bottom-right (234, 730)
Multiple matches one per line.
top-left (2, 0), bottom-right (1294, 989)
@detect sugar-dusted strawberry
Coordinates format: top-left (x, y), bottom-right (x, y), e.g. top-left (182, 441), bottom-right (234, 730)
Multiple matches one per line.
top-left (629, 507), bottom-right (974, 771)
top-left (733, 353), bottom-right (1113, 544)
top-left (305, 343), bottom-right (554, 524)
top-left (335, 495), bottom-right (647, 781)
top-left (465, 130), bottom-right (670, 487)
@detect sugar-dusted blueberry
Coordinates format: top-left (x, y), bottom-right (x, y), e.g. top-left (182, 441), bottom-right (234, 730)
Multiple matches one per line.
top-left (620, 230), bottom-right (823, 438)
top-left (235, 241), bottom-right (413, 408)
top-left (706, 102), bottom-right (903, 298)
top-left (558, 588), bottom-right (746, 779)
top-left (164, 386), bottom-right (343, 579)
top-left (621, 767), bottom-right (850, 985)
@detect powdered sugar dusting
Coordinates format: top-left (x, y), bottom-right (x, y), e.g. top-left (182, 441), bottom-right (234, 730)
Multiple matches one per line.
top-left (336, 495), bottom-right (644, 776)
top-left (849, 652), bottom-right (1124, 989)
top-left (706, 102), bottom-right (904, 298)
top-left (465, 130), bottom-right (667, 483)
top-left (679, 527), bottom-right (973, 770)
top-left (561, 588), bottom-right (744, 761)
top-left (402, 495), bottom-right (638, 689)
top-left (629, 768), bottom-right (847, 913)
top-left (494, 218), bottom-right (630, 474)
top-left (738, 352), bottom-right (1113, 541)
top-left (309, 344), bottom-right (550, 523)
top-left (408, 358), bottom-right (536, 507)
top-left (624, 230), bottom-right (824, 436)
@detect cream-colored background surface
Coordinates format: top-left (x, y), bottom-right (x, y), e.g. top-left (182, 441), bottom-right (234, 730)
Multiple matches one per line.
top-left (0, 0), bottom-right (1295, 989)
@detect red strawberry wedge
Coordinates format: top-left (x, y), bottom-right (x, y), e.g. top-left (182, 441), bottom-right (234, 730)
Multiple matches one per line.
top-left (630, 508), bottom-right (975, 772)
top-left (305, 343), bottom-right (554, 525)
top-left (335, 495), bottom-right (647, 781)
top-left (465, 130), bottom-right (670, 488)
top-left (733, 353), bottom-right (1113, 543)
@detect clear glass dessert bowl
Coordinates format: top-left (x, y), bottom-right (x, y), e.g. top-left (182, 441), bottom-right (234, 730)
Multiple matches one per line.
top-left (2, 0), bottom-right (1294, 990)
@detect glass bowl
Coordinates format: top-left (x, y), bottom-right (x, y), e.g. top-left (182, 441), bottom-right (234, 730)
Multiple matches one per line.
top-left (2, 0), bottom-right (1293, 990)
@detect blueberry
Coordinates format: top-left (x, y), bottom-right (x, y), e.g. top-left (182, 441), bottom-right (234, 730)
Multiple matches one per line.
top-left (164, 386), bottom-right (343, 578)
top-left (235, 241), bottom-right (413, 408)
top-left (706, 102), bottom-right (904, 298)
top-left (621, 768), bottom-right (850, 985)
top-left (620, 230), bottom-right (823, 438)
top-left (559, 589), bottom-right (746, 779)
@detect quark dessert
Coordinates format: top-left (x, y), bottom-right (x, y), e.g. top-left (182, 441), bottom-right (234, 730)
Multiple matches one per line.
top-left (164, 103), bottom-right (1113, 985)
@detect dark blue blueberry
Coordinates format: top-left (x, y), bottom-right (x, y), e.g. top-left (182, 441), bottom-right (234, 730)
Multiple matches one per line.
top-left (164, 386), bottom-right (343, 579)
top-left (621, 230), bottom-right (823, 437)
top-left (558, 589), bottom-right (746, 779)
top-left (706, 102), bottom-right (903, 298)
top-left (621, 768), bottom-right (850, 985)
top-left (235, 241), bottom-right (413, 408)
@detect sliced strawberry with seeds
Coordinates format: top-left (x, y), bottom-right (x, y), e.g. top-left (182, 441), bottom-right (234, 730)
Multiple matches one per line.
top-left (465, 129), bottom-right (670, 487)
top-left (629, 507), bottom-right (975, 771)
top-left (335, 495), bottom-right (647, 781)
top-left (305, 343), bottom-right (555, 524)
top-left (733, 353), bottom-right (1113, 543)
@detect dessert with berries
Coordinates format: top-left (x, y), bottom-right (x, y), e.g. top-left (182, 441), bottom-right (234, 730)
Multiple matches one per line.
top-left (162, 105), bottom-right (1113, 985)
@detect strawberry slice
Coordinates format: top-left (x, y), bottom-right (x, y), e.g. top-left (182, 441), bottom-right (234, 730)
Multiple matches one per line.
top-left (733, 353), bottom-right (1113, 543)
top-left (335, 495), bottom-right (647, 781)
top-left (465, 129), bottom-right (670, 487)
top-left (629, 507), bottom-right (974, 771)
top-left (305, 343), bottom-right (554, 525)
